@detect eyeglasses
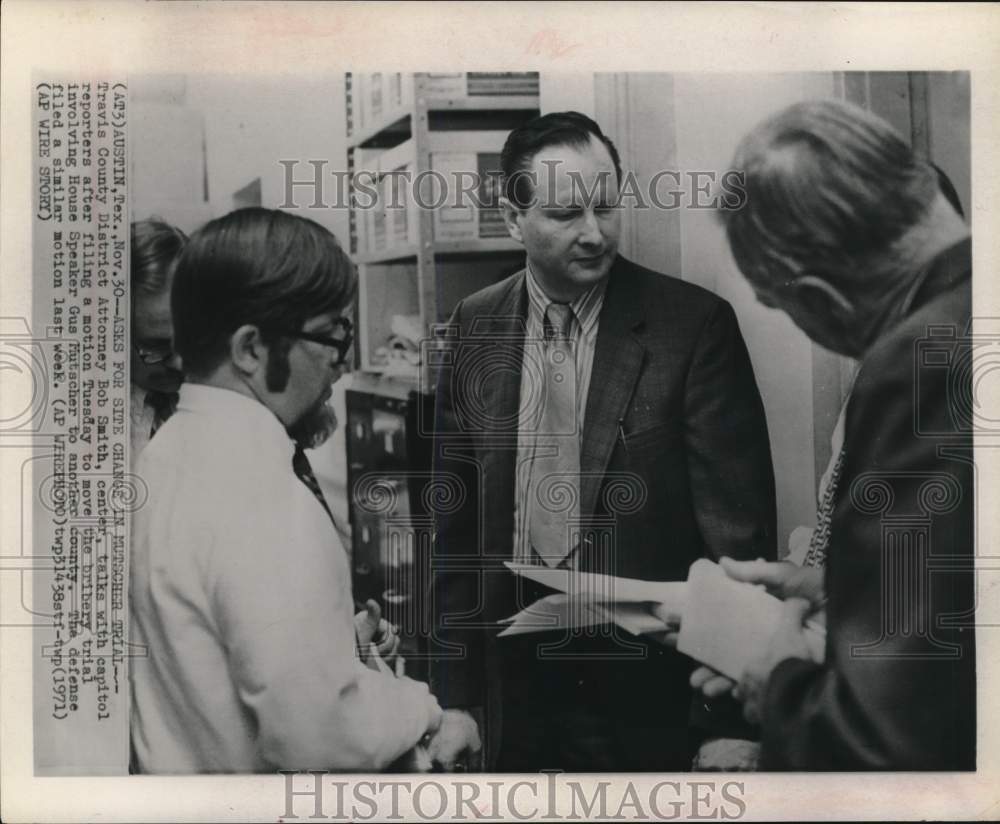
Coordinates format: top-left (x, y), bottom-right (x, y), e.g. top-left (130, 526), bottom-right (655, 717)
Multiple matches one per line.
top-left (134, 341), bottom-right (175, 365)
top-left (277, 317), bottom-right (354, 366)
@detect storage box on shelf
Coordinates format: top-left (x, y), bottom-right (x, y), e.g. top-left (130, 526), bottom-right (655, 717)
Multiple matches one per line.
top-left (353, 131), bottom-right (510, 259)
top-left (349, 72), bottom-right (540, 140)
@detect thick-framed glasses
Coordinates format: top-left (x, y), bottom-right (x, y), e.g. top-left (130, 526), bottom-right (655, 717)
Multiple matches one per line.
top-left (134, 341), bottom-right (175, 365)
top-left (278, 317), bottom-right (354, 366)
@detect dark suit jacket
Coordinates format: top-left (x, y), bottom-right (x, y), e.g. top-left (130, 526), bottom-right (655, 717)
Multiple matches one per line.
top-left (428, 255), bottom-right (777, 768)
top-left (762, 239), bottom-right (976, 770)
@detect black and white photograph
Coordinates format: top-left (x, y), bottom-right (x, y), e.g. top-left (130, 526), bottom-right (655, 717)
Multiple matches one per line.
top-left (2, 2), bottom-right (999, 821)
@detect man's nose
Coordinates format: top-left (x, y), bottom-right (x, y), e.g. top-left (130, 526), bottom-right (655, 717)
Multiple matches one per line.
top-left (166, 351), bottom-right (183, 373)
top-left (577, 210), bottom-right (603, 246)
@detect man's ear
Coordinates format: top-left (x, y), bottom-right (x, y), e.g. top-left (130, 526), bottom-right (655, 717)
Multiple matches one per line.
top-left (499, 197), bottom-right (523, 244)
top-left (229, 324), bottom-right (266, 377)
top-left (789, 275), bottom-right (856, 322)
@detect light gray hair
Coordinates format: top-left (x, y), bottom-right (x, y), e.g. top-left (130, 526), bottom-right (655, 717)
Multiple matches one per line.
top-left (721, 99), bottom-right (938, 296)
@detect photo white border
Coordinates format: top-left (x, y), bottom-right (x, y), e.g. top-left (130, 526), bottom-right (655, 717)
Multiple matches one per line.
top-left (2, 1), bottom-right (999, 820)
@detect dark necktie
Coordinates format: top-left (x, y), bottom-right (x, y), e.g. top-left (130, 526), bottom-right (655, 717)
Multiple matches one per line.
top-left (528, 302), bottom-right (580, 568)
top-left (146, 390), bottom-right (178, 437)
top-left (292, 444), bottom-right (337, 527)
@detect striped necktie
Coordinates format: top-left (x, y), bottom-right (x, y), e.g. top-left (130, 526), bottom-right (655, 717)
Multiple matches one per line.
top-left (528, 302), bottom-right (580, 568)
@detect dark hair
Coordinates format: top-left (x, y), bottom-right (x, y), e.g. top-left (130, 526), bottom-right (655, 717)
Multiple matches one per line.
top-left (171, 208), bottom-right (357, 379)
top-left (500, 110), bottom-right (622, 207)
top-left (720, 99), bottom-right (938, 292)
top-left (131, 219), bottom-right (187, 295)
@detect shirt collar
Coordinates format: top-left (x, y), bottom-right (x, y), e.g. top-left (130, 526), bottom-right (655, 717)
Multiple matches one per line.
top-left (176, 383), bottom-right (296, 463)
top-left (524, 262), bottom-right (608, 330)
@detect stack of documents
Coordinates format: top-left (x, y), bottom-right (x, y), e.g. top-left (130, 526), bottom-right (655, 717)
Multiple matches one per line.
top-left (498, 562), bottom-right (685, 637)
top-left (499, 559), bottom-right (826, 680)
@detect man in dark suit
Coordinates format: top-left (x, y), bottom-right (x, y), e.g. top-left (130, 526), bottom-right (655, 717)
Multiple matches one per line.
top-left (698, 99), bottom-right (975, 769)
top-left (426, 112), bottom-right (777, 771)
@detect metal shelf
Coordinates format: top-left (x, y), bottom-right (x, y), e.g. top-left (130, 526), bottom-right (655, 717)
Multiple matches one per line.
top-left (355, 244), bottom-right (421, 265)
top-left (348, 96), bottom-right (540, 149)
top-left (432, 237), bottom-right (523, 255)
top-left (355, 238), bottom-right (524, 265)
top-left (348, 112), bottom-right (411, 150)
top-left (425, 95), bottom-right (540, 111)
top-left (347, 73), bottom-right (537, 384)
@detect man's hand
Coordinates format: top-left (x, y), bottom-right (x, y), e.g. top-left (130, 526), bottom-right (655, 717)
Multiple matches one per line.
top-left (691, 662), bottom-right (739, 699)
top-left (425, 709), bottom-right (482, 772)
top-left (354, 599), bottom-right (400, 666)
top-left (737, 597), bottom-right (815, 724)
top-left (388, 742), bottom-right (434, 773)
top-left (688, 558), bottom-right (826, 708)
top-left (647, 602), bottom-right (682, 647)
top-left (720, 557), bottom-right (825, 609)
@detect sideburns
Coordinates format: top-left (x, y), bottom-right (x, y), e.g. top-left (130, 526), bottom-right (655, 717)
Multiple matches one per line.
top-left (265, 336), bottom-right (293, 392)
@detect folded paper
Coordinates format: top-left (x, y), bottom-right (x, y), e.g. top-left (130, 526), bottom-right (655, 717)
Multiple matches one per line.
top-left (677, 559), bottom-right (825, 679)
top-left (501, 558), bottom-right (826, 679)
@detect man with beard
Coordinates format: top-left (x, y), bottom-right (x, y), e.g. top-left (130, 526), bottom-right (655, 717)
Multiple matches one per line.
top-left (129, 208), bottom-right (476, 773)
top-left (129, 219), bottom-right (187, 464)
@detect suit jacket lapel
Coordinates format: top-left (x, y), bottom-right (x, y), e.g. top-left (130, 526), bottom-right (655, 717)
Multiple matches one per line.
top-left (580, 257), bottom-right (647, 519)
top-left (474, 271), bottom-right (527, 566)
top-left (476, 270), bottom-right (528, 441)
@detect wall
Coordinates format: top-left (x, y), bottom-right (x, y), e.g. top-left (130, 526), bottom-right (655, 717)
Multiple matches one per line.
top-left (671, 73), bottom-right (840, 549)
top-left (539, 73), bottom-right (595, 118)
top-left (588, 71), bottom-right (971, 552)
top-left (131, 72), bottom-right (350, 244)
top-left (132, 71), bottom-right (970, 556)
top-left (130, 73), bottom-right (354, 525)
top-left (589, 73), bottom-right (842, 549)
top-left (927, 72), bottom-right (971, 215)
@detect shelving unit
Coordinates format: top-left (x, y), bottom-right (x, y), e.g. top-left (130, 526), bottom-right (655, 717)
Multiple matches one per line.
top-left (347, 72), bottom-right (539, 381)
top-left (344, 73), bottom-right (540, 669)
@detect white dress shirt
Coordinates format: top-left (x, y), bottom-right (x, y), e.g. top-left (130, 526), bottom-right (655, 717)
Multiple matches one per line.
top-left (129, 383), bottom-right (157, 466)
top-left (129, 383), bottom-right (441, 773)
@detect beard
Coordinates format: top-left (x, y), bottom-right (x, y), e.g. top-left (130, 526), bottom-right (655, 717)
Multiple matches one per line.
top-left (287, 396), bottom-right (338, 450)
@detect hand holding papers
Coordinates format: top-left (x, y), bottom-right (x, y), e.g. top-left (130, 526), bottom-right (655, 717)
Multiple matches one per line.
top-left (499, 558), bottom-right (825, 684)
top-left (677, 559), bottom-right (825, 680)
top-left (684, 557), bottom-right (827, 724)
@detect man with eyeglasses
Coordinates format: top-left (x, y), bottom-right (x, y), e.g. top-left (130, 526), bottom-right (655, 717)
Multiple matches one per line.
top-left (129, 208), bottom-right (473, 773)
top-left (129, 219), bottom-right (187, 463)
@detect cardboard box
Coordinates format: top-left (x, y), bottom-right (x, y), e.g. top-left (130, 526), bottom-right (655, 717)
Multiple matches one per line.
top-left (428, 131), bottom-right (508, 241)
top-left (354, 132), bottom-right (509, 252)
top-left (422, 72), bottom-right (540, 97)
top-left (352, 72), bottom-right (539, 138)
top-left (370, 141), bottom-right (418, 253)
top-left (354, 72), bottom-right (415, 135)
top-left (349, 146), bottom-right (383, 254)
